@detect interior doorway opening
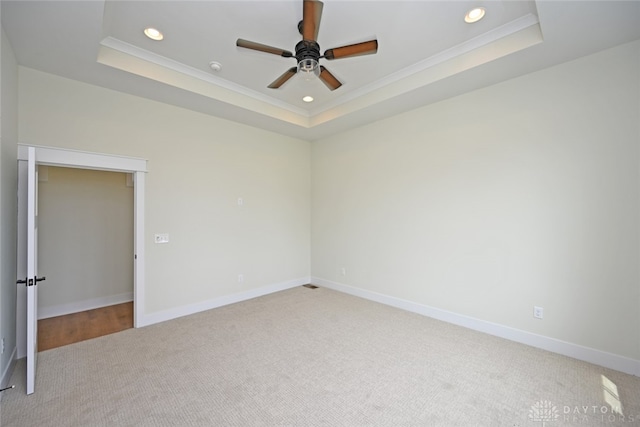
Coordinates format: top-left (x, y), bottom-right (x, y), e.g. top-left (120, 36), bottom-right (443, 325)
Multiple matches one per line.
top-left (37, 166), bottom-right (134, 350)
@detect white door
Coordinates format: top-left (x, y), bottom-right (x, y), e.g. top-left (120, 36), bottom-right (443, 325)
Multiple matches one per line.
top-left (25, 146), bottom-right (44, 395)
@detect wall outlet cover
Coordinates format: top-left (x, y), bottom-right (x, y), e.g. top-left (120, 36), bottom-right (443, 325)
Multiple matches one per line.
top-left (534, 306), bottom-right (544, 319)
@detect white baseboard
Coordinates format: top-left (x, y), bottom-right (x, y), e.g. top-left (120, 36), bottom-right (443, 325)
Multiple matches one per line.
top-left (38, 292), bottom-right (133, 319)
top-left (1, 346), bottom-right (18, 400)
top-left (312, 277), bottom-right (640, 377)
top-left (137, 277), bottom-right (310, 328)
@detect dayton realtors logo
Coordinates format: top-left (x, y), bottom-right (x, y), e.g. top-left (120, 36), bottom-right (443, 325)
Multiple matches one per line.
top-left (529, 400), bottom-right (638, 424)
top-left (529, 400), bottom-right (560, 426)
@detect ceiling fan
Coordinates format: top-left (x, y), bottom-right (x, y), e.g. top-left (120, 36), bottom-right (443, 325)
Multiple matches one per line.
top-left (236, 0), bottom-right (378, 91)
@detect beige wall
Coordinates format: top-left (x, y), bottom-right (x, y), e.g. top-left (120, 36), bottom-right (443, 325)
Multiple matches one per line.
top-left (1, 25), bottom-right (19, 386)
top-left (311, 40), bottom-right (640, 361)
top-left (37, 167), bottom-right (133, 315)
top-left (19, 68), bottom-right (311, 315)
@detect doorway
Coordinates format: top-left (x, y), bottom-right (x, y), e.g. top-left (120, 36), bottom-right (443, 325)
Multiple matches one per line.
top-left (16, 145), bottom-right (146, 359)
top-left (37, 166), bottom-right (134, 349)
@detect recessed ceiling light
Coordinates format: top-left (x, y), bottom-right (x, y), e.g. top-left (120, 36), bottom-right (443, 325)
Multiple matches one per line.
top-left (464, 7), bottom-right (486, 24)
top-left (144, 27), bottom-right (164, 41)
top-left (209, 61), bottom-right (222, 72)
top-left (302, 96), bottom-right (314, 103)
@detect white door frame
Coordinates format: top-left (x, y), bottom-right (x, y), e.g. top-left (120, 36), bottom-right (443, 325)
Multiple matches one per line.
top-left (16, 144), bottom-right (147, 358)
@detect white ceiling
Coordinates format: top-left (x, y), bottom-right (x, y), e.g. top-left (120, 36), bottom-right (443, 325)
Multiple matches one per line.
top-left (2, 1), bottom-right (640, 141)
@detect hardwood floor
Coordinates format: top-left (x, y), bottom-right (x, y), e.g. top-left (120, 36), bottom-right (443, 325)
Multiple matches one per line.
top-left (38, 302), bottom-right (133, 351)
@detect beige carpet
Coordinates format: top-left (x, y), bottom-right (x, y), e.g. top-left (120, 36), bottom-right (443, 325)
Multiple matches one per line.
top-left (1, 286), bottom-right (638, 426)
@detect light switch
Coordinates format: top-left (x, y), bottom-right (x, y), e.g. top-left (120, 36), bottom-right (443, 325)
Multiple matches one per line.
top-left (154, 233), bottom-right (169, 244)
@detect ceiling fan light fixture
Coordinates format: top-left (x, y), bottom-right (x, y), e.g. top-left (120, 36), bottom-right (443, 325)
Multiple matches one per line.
top-left (298, 58), bottom-right (320, 81)
top-left (464, 7), bottom-right (486, 23)
top-left (143, 27), bottom-right (164, 41)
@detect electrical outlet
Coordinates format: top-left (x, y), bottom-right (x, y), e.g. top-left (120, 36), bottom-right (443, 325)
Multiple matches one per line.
top-left (1, 338), bottom-right (5, 354)
top-left (238, 274), bottom-right (244, 283)
top-left (533, 306), bottom-right (544, 319)
top-left (341, 267), bottom-right (346, 276)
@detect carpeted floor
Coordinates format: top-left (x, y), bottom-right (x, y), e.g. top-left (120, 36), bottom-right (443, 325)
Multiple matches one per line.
top-left (1, 286), bottom-right (638, 426)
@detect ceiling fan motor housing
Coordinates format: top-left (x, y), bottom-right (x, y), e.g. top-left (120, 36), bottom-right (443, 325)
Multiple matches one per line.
top-left (295, 40), bottom-right (321, 63)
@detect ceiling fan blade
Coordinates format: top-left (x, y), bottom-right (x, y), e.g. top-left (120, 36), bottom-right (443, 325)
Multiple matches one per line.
top-left (268, 67), bottom-right (298, 89)
top-left (323, 39), bottom-right (378, 60)
top-left (319, 66), bottom-right (342, 91)
top-left (302, 0), bottom-right (323, 41)
top-left (236, 39), bottom-right (294, 58)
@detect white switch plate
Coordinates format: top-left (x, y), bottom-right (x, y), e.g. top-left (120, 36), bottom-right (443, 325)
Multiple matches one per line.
top-left (154, 233), bottom-right (169, 244)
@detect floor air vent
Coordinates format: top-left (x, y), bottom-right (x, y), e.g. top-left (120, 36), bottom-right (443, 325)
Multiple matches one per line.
top-left (302, 284), bottom-right (318, 289)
